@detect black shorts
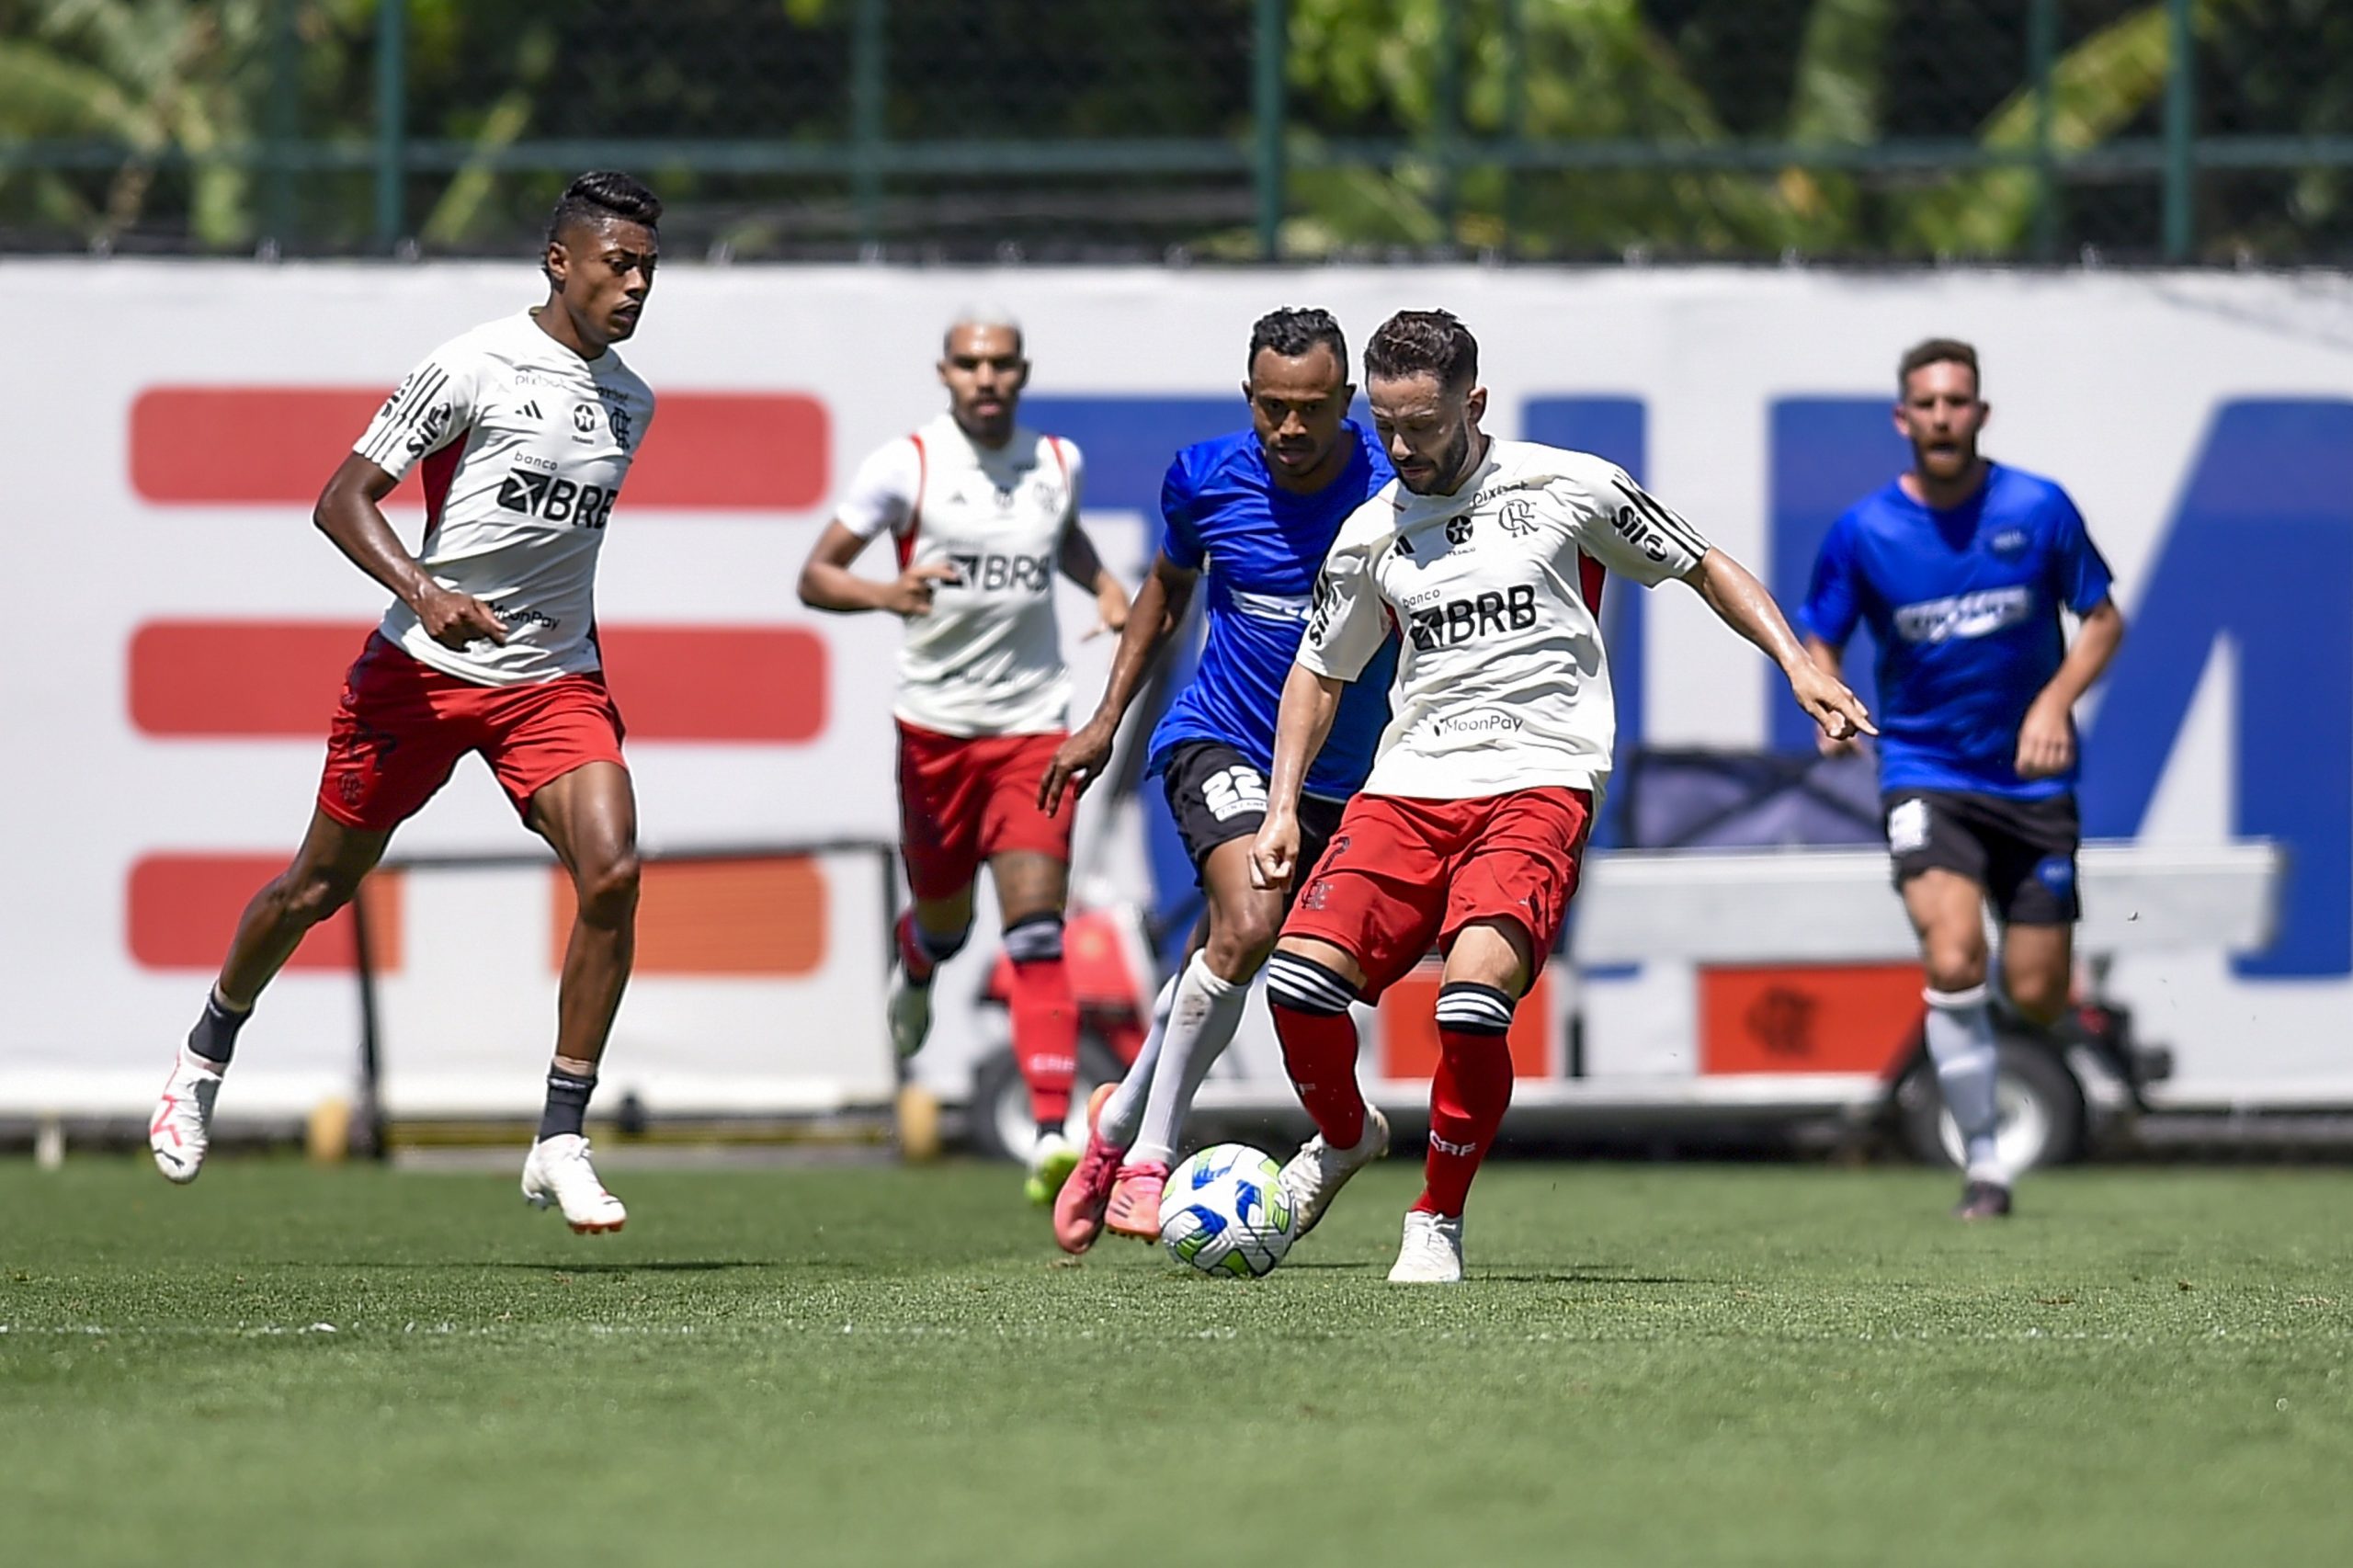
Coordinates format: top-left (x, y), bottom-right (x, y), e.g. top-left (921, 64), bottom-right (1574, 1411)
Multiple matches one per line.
top-left (1160, 740), bottom-right (1347, 901)
top-left (1883, 789), bottom-right (2082, 926)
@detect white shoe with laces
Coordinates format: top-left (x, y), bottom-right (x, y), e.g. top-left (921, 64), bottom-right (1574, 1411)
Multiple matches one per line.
top-left (149, 1049), bottom-right (223, 1185)
top-left (1387, 1210), bottom-right (1465, 1284)
top-left (1277, 1106), bottom-right (1390, 1238)
top-left (886, 964), bottom-right (933, 1060)
top-left (521, 1133), bottom-right (627, 1233)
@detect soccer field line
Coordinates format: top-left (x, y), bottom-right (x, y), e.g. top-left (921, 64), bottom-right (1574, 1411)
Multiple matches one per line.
top-left (6, 1321), bottom-right (2343, 1346)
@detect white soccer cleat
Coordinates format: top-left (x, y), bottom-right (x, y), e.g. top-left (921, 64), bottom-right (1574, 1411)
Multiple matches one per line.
top-left (885, 964), bottom-right (933, 1060)
top-left (1387, 1210), bottom-right (1465, 1284)
top-left (149, 1050), bottom-right (223, 1185)
top-left (1278, 1105), bottom-right (1390, 1237)
top-left (521, 1133), bottom-right (627, 1233)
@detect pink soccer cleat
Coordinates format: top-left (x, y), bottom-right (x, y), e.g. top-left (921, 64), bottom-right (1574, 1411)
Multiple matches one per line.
top-left (1054, 1132), bottom-right (1125, 1254)
top-left (1104, 1161), bottom-right (1169, 1243)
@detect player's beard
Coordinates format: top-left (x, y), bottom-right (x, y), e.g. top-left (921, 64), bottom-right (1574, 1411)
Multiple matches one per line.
top-left (1402, 422), bottom-right (1478, 496)
top-left (1911, 430), bottom-right (1977, 483)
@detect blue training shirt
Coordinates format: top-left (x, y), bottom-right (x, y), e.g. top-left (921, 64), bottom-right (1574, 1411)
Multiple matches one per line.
top-left (1147, 423), bottom-right (1397, 800)
top-left (1801, 461), bottom-right (2115, 801)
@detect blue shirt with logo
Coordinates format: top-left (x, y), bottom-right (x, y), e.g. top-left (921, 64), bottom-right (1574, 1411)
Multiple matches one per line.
top-left (1801, 461), bottom-right (2115, 800)
top-left (1148, 423), bottom-right (1397, 800)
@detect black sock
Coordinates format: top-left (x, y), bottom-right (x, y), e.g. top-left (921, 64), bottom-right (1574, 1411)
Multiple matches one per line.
top-left (188, 992), bottom-right (250, 1067)
top-left (539, 1070), bottom-right (597, 1141)
top-left (1037, 1119), bottom-right (1064, 1143)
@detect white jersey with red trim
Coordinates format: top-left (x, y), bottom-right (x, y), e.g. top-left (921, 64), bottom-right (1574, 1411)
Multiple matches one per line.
top-left (1299, 438), bottom-right (1710, 800)
top-left (835, 413), bottom-right (1083, 737)
top-left (353, 311), bottom-right (654, 686)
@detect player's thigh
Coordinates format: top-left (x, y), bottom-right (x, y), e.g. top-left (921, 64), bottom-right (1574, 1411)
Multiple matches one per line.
top-left (1981, 793), bottom-right (2083, 929)
top-left (979, 731), bottom-right (1075, 919)
top-left (317, 635), bottom-right (469, 835)
top-left (1198, 835), bottom-right (1289, 974)
top-left (1277, 796), bottom-right (1446, 1000)
top-left (1440, 787), bottom-right (1594, 991)
top-left (527, 761), bottom-right (640, 886)
top-left (1160, 743), bottom-right (1287, 971)
top-left (1899, 869), bottom-right (1991, 985)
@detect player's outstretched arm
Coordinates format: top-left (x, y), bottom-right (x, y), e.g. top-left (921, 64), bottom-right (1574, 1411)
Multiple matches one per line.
top-left (1249, 664), bottom-right (1346, 892)
top-left (315, 451), bottom-right (507, 650)
top-left (1802, 635), bottom-right (1865, 758)
top-left (1056, 520), bottom-right (1131, 641)
top-left (1040, 553), bottom-right (1198, 813)
top-left (2018, 597), bottom-right (2126, 778)
top-left (796, 520), bottom-right (955, 618)
top-left (1684, 550), bottom-right (1876, 744)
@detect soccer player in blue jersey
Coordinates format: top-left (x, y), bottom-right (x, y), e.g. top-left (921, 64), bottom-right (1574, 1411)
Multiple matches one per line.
top-left (1802, 338), bottom-right (2125, 1220)
top-left (1037, 306), bottom-right (1396, 1253)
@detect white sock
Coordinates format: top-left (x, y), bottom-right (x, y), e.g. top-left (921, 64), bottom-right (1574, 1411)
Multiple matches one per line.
top-left (1127, 953), bottom-right (1248, 1169)
top-left (1095, 971), bottom-right (1178, 1151)
top-left (1925, 983), bottom-right (2005, 1182)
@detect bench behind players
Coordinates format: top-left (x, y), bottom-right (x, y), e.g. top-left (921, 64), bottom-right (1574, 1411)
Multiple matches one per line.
top-left (1251, 310), bottom-right (1874, 1282)
top-left (148, 173), bottom-right (664, 1233)
top-left (1802, 337), bottom-right (2124, 1220)
top-left (798, 310), bottom-right (1129, 1206)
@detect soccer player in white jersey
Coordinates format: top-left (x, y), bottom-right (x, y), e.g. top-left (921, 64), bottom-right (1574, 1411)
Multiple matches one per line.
top-left (1250, 311), bottom-right (1875, 1282)
top-left (798, 312), bottom-right (1129, 1206)
top-left (147, 173), bottom-right (663, 1233)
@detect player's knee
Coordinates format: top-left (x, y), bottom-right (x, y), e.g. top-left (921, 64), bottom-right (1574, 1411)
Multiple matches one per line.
top-left (1923, 946), bottom-right (1988, 994)
top-left (1205, 912), bottom-right (1279, 982)
top-left (279, 865), bottom-right (362, 926)
top-left (1266, 949), bottom-right (1357, 1018)
top-left (2006, 966), bottom-right (2070, 1025)
top-left (1002, 913), bottom-right (1063, 966)
top-left (574, 851), bottom-right (641, 926)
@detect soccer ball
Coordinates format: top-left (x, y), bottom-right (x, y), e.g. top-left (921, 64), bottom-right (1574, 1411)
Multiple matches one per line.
top-left (1158, 1142), bottom-right (1297, 1278)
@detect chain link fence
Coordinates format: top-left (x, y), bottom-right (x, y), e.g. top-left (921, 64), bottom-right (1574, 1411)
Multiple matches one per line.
top-left (2, 0), bottom-right (2347, 263)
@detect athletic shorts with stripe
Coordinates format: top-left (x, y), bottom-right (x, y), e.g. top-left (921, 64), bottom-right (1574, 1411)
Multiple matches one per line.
top-left (895, 720), bottom-right (1075, 902)
top-left (317, 632), bottom-right (628, 833)
top-left (1278, 786), bottom-right (1595, 1001)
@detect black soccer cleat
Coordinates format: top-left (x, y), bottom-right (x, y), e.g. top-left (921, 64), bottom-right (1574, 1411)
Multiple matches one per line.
top-left (1953, 1179), bottom-right (2013, 1221)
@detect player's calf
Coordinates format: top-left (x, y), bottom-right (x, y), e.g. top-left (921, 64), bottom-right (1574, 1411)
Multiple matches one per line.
top-left (1267, 949), bottom-right (1388, 1235)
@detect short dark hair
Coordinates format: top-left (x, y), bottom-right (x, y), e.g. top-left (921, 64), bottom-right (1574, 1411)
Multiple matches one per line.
top-left (544, 171), bottom-right (662, 271)
top-left (1363, 310), bottom-right (1478, 393)
top-left (1899, 337), bottom-right (1980, 397)
top-left (1247, 307), bottom-right (1349, 375)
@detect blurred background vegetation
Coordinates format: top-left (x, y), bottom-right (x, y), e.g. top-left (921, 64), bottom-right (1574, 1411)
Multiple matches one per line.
top-left (0, 0), bottom-right (2346, 261)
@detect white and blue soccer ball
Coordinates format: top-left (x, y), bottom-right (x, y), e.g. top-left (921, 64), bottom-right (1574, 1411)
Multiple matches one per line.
top-left (1158, 1142), bottom-right (1297, 1278)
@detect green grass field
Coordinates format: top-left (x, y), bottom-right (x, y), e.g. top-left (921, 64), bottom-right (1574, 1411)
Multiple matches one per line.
top-left (6, 1157), bottom-right (2349, 1567)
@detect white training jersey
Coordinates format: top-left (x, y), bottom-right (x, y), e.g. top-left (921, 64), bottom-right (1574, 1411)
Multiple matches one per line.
top-left (835, 413), bottom-right (1084, 737)
top-left (1300, 438), bottom-right (1710, 800)
top-left (353, 311), bottom-right (655, 686)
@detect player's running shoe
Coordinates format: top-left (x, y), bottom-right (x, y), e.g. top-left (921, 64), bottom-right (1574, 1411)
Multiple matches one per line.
top-left (1278, 1106), bottom-right (1391, 1238)
top-left (1954, 1179), bottom-right (2014, 1221)
top-left (1387, 1210), bottom-right (1465, 1284)
top-left (521, 1133), bottom-right (627, 1233)
top-left (885, 963), bottom-right (933, 1060)
top-left (1024, 1130), bottom-right (1079, 1207)
top-left (148, 1049), bottom-right (223, 1185)
top-left (1104, 1162), bottom-right (1169, 1242)
top-left (1053, 1085), bottom-right (1124, 1254)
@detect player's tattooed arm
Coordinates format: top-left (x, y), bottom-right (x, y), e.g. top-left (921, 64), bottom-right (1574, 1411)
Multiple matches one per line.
top-left (315, 451), bottom-right (507, 649)
top-left (1250, 663), bottom-right (1347, 893)
top-left (1040, 553), bottom-right (1198, 814)
top-left (796, 520), bottom-right (956, 618)
top-left (2018, 597), bottom-right (2125, 778)
top-left (1683, 550), bottom-right (1876, 744)
top-left (1055, 519), bottom-right (1131, 640)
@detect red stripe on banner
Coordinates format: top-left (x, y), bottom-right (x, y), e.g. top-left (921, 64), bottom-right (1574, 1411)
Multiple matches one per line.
top-left (128, 620), bottom-right (828, 744)
top-left (129, 388), bottom-right (829, 509)
top-left (128, 855), bottom-right (404, 972)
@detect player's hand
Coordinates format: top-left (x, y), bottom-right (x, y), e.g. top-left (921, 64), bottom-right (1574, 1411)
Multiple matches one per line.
top-left (1039, 720), bottom-right (1114, 815)
top-left (2016, 694), bottom-right (2076, 778)
top-left (415, 585), bottom-right (508, 649)
top-left (1250, 813), bottom-right (1301, 893)
top-left (1816, 724), bottom-right (1863, 760)
top-left (1086, 585), bottom-right (1130, 642)
top-left (1788, 661), bottom-right (1875, 746)
top-left (881, 562), bottom-right (959, 619)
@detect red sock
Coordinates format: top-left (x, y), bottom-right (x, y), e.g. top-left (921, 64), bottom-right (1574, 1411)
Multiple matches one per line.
top-left (1009, 957), bottom-right (1078, 1125)
top-left (1271, 1003), bottom-right (1367, 1150)
top-left (1417, 984), bottom-right (1518, 1217)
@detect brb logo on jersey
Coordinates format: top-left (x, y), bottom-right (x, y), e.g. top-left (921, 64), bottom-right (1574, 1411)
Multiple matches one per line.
top-left (1407, 585), bottom-right (1538, 651)
top-left (496, 470), bottom-right (619, 528)
top-left (942, 551), bottom-right (1054, 593)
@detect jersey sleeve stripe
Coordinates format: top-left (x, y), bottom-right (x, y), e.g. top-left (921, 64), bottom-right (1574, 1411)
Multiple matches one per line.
top-left (1609, 476), bottom-right (1710, 559)
top-left (360, 366), bottom-right (450, 464)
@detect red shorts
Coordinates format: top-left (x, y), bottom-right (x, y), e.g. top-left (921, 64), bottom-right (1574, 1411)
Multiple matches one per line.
top-left (317, 634), bottom-right (628, 833)
top-left (1279, 786), bottom-right (1594, 999)
top-left (895, 721), bottom-right (1075, 902)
